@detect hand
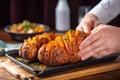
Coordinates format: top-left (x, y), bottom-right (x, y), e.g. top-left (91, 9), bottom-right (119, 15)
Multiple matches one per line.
top-left (78, 24), bottom-right (120, 60)
top-left (76, 13), bottom-right (100, 33)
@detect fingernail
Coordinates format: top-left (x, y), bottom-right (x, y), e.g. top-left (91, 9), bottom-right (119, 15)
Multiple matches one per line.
top-left (81, 57), bottom-right (86, 61)
top-left (79, 43), bottom-right (83, 49)
top-left (78, 51), bottom-right (85, 60)
top-left (79, 45), bottom-right (82, 49)
top-left (84, 24), bottom-right (89, 33)
top-left (78, 50), bottom-right (87, 61)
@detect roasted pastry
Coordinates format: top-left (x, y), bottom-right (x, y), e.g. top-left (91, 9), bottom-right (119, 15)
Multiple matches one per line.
top-left (19, 30), bottom-right (88, 66)
top-left (19, 32), bottom-right (57, 60)
top-left (38, 30), bottom-right (88, 66)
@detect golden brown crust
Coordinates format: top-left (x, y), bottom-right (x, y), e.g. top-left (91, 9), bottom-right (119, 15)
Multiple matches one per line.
top-left (19, 38), bottom-right (38, 60)
top-left (19, 32), bottom-right (57, 60)
top-left (19, 30), bottom-right (88, 66)
top-left (38, 30), bottom-right (88, 66)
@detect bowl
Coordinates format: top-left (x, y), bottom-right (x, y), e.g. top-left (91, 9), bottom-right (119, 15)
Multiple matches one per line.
top-left (4, 24), bottom-right (50, 42)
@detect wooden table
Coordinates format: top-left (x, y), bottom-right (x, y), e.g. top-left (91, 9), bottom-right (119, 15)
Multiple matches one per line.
top-left (1, 28), bottom-right (120, 80)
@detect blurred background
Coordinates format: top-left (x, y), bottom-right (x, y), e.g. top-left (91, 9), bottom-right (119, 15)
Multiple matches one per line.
top-left (0, 0), bottom-right (120, 30)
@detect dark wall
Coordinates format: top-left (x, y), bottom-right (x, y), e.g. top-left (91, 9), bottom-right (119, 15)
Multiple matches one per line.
top-left (0, 0), bottom-right (10, 27)
top-left (108, 15), bottom-right (120, 27)
top-left (0, 0), bottom-right (120, 29)
top-left (10, 0), bottom-right (44, 23)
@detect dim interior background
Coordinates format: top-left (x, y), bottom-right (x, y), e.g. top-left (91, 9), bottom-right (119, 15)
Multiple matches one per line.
top-left (0, 0), bottom-right (120, 30)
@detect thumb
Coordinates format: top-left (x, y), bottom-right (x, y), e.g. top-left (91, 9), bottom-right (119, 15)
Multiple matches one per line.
top-left (83, 23), bottom-right (93, 33)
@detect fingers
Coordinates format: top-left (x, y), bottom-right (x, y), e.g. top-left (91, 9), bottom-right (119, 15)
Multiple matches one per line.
top-left (94, 21), bottom-right (101, 28)
top-left (93, 49), bottom-right (109, 58)
top-left (76, 13), bottom-right (100, 33)
top-left (83, 23), bottom-right (93, 33)
top-left (79, 31), bottom-right (101, 49)
top-left (76, 22), bottom-right (93, 33)
top-left (79, 38), bottom-right (106, 60)
top-left (76, 25), bottom-right (83, 32)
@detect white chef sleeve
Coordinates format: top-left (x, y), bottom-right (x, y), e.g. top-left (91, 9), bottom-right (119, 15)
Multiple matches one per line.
top-left (89, 0), bottom-right (120, 24)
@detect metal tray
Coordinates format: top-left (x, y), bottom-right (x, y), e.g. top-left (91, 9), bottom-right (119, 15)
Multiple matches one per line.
top-left (5, 50), bottom-right (118, 76)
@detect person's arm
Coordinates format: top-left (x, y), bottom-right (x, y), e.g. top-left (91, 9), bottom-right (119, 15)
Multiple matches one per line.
top-left (76, 0), bottom-right (120, 33)
top-left (89, 0), bottom-right (120, 24)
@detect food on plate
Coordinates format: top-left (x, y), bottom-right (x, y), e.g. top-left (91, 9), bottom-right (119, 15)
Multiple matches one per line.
top-left (19, 30), bottom-right (88, 66)
top-left (9, 20), bottom-right (45, 33)
top-left (19, 32), bottom-right (57, 60)
top-left (38, 30), bottom-right (88, 66)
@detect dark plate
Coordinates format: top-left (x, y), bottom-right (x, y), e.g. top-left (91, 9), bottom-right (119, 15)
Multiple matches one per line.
top-left (4, 24), bottom-right (50, 42)
top-left (5, 50), bottom-right (118, 76)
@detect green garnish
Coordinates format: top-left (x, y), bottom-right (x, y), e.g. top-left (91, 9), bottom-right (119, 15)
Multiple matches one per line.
top-left (23, 20), bottom-right (35, 31)
top-left (31, 62), bottom-right (40, 68)
top-left (23, 20), bottom-right (29, 31)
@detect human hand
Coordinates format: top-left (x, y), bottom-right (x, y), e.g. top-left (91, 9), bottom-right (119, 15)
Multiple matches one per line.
top-left (76, 13), bottom-right (100, 33)
top-left (78, 24), bottom-right (120, 60)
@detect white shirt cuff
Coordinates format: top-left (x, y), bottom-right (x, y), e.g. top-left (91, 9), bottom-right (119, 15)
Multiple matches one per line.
top-left (89, 0), bottom-right (120, 24)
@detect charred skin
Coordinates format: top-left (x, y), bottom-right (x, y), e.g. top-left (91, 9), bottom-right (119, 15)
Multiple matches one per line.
top-left (19, 30), bottom-right (88, 66)
top-left (38, 30), bottom-right (88, 66)
top-left (19, 32), bottom-right (57, 60)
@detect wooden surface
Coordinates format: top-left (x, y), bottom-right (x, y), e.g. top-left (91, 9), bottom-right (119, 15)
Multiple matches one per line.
top-left (1, 28), bottom-right (120, 80)
top-left (0, 57), bottom-right (34, 80)
top-left (1, 56), bottom-right (120, 80)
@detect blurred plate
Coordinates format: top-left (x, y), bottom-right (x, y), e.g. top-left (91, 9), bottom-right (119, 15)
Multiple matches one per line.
top-left (4, 24), bottom-right (50, 42)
